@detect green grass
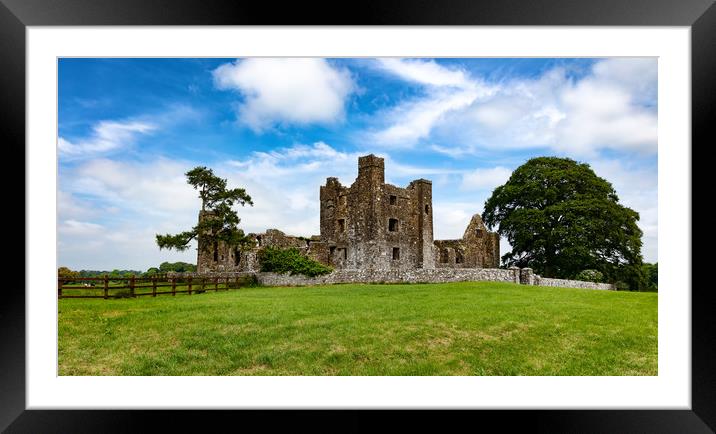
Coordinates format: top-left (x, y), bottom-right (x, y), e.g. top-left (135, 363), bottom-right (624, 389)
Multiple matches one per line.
top-left (58, 281), bottom-right (657, 376)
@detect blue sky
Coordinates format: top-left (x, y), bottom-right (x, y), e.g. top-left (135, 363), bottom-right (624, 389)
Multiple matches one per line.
top-left (58, 58), bottom-right (658, 270)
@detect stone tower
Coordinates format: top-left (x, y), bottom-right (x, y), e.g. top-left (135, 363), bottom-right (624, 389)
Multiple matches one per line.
top-left (319, 154), bottom-right (436, 270)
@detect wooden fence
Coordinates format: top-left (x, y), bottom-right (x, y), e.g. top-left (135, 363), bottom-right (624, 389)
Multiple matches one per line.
top-left (57, 274), bottom-right (252, 299)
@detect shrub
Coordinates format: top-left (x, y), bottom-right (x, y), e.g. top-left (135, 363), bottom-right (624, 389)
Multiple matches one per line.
top-left (575, 269), bottom-right (604, 283)
top-left (258, 246), bottom-right (333, 277)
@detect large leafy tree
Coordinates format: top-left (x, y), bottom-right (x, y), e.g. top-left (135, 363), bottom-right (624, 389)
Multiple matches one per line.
top-left (483, 157), bottom-right (645, 289)
top-left (156, 167), bottom-right (254, 253)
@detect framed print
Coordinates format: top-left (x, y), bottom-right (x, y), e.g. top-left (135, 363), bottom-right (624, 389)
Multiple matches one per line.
top-left (4, 0), bottom-right (714, 431)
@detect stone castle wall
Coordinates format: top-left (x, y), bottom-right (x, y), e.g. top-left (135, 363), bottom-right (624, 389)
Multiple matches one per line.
top-left (433, 214), bottom-right (500, 269)
top-left (171, 267), bottom-right (615, 290)
top-left (319, 155), bottom-right (435, 270)
top-left (199, 154), bottom-right (498, 274)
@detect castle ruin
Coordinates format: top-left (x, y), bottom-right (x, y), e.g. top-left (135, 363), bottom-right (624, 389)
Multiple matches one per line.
top-left (197, 154), bottom-right (499, 273)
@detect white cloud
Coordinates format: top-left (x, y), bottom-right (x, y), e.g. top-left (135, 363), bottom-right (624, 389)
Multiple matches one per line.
top-left (371, 58), bottom-right (657, 157)
top-left (368, 59), bottom-right (497, 148)
top-left (370, 89), bottom-right (484, 148)
top-left (213, 58), bottom-right (356, 131)
top-left (59, 158), bottom-right (204, 270)
top-left (58, 105), bottom-right (202, 161)
top-left (59, 219), bottom-right (104, 236)
top-left (69, 158), bottom-right (200, 217)
top-left (460, 166), bottom-right (512, 191)
top-left (59, 120), bottom-right (155, 157)
top-left (377, 58), bottom-right (472, 88)
top-left (554, 60), bottom-right (657, 155)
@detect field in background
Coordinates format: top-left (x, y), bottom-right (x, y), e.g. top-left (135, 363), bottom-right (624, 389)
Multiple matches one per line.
top-left (58, 282), bottom-right (657, 376)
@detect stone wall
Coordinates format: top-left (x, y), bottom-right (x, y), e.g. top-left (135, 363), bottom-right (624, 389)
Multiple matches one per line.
top-left (319, 155), bottom-right (435, 270)
top-left (172, 267), bottom-right (615, 290)
top-left (254, 267), bottom-right (520, 287)
top-left (534, 276), bottom-right (615, 290)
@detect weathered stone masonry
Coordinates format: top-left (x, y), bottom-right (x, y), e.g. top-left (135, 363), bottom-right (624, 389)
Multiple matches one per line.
top-left (198, 154), bottom-right (500, 273)
top-left (172, 268), bottom-right (616, 290)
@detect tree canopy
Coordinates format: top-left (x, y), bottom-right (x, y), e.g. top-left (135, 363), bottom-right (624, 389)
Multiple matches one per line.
top-left (58, 266), bottom-right (79, 280)
top-left (159, 261), bottom-right (197, 273)
top-left (482, 157), bottom-right (645, 289)
top-left (156, 166), bottom-right (253, 253)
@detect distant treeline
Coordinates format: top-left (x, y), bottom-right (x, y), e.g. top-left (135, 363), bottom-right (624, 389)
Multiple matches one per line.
top-left (59, 262), bottom-right (197, 279)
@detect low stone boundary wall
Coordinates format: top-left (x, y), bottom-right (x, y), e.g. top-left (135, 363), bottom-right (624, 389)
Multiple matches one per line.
top-left (168, 267), bottom-right (615, 290)
top-left (256, 267), bottom-right (520, 287)
top-left (533, 276), bottom-right (615, 290)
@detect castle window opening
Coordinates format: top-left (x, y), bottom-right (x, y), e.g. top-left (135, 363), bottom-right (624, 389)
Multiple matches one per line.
top-left (456, 250), bottom-right (464, 264)
top-left (440, 249), bottom-right (449, 263)
top-left (388, 218), bottom-right (398, 232)
top-left (425, 204), bottom-right (429, 214)
top-left (330, 246), bottom-right (336, 256)
top-left (392, 247), bottom-right (400, 260)
top-left (234, 249), bottom-right (241, 266)
top-left (213, 241), bottom-right (218, 262)
top-left (389, 195), bottom-right (397, 205)
top-left (475, 229), bottom-right (483, 237)
top-left (338, 218), bottom-right (346, 232)
top-left (337, 247), bottom-right (347, 260)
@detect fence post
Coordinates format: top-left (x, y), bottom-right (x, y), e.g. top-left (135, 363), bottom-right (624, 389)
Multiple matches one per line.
top-left (215, 277), bottom-right (219, 292)
top-left (130, 275), bottom-right (136, 297)
top-left (236, 276), bottom-right (240, 290)
top-left (171, 277), bottom-right (176, 296)
top-left (58, 278), bottom-right (63, 299)
top-left (201, 277), bottom-right (206, 293)
top-left (188, 275), bottom-right (193, 295)
top-left (152, 276), bottom-right (157, 297)
top-left (104, 274), bottom-right (109, 299)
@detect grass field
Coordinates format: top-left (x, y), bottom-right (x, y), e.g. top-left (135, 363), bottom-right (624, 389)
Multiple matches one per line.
top-left (58, 281), bottom-right (657, 376)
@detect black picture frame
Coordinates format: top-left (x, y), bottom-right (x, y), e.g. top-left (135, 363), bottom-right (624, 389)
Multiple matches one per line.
top-left (3, 0), bottom-right (712, 431)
